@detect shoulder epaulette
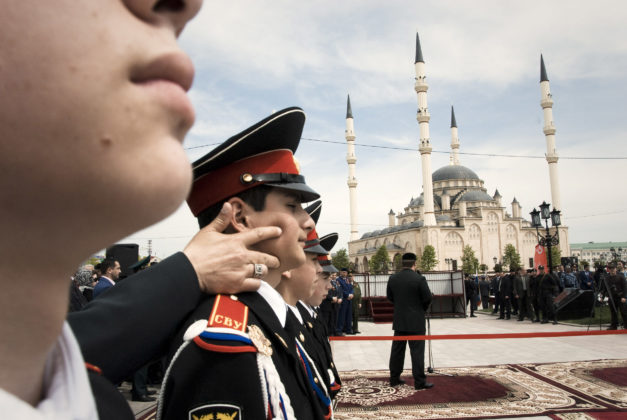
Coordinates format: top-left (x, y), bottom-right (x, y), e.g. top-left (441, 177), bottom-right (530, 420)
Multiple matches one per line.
top-left (192, 294), bottom-right (257, 354)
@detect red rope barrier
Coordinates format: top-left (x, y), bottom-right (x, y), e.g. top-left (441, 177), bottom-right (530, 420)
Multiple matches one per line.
top-left (329, 329), bottom-right (627, 341)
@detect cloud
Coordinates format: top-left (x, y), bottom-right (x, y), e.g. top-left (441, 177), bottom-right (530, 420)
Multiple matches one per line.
top-left (125, 1), bottom-right (627, 259)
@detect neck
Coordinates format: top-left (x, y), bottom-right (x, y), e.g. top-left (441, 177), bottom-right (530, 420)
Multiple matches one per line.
top-left (275, 282), bottom-right (298, 306)
top-left (264, 269), bottom-right (282, 288)
top-left (0, 265), bottom-right (70, 406)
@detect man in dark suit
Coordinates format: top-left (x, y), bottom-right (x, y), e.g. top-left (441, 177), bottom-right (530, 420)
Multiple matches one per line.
top-left (386, 253), bottom-right (433, 390)
top-left (92, 258), bottom-right (120, 299)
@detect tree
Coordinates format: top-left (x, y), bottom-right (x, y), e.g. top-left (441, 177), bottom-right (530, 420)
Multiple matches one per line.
top-left (479, 263), bottom-right (488, 272)
top-left (419, 245), bottom-right (438, 272)
top-left (502, 244), bottom-right (522, 271)
top-left (84, 256), bottom-right (102, 267)
top-left (331, 248), bottom-right (350, 272)
top-left (369, 246), bottom-right (390, 274)
top-left (393, 253), bottom-right (402, 271)
top-left (461, 245), bottom-right (479, 275)
top-left (494, 263), bottom-right (503, 273)
top-left (549, 246), bottom-right (561, 269)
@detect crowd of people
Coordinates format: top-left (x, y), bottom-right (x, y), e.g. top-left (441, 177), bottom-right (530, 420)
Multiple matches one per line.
top-left (464, 261), bottom-right (627, 329)
top-left (319, 270), bottom-right (363, 336)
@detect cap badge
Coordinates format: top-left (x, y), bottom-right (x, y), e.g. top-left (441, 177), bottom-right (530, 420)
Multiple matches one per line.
top-left (240, 173), bottom-right (254, 184)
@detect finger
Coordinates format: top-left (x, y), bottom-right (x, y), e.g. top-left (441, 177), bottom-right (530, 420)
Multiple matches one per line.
top-left (249, 263), bottom-right (268, 279)
top-left (238, 278), bottom-right (262, 293)
top-left (239, 226), bottom-right (282, 246)
top-left (245, 251), bottom-right (280, 269)
top-left (204, 202), bottom-right (233, 233)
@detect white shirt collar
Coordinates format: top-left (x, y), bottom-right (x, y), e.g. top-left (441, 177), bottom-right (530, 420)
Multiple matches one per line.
top-left (256, 281), bottom-right (287, 328)
top-left (299, 300), bottom-right (316, 318)
top-left (0, 322), bottom-right (98, 420)
top-left (288, 304), bottom-right (303, 324)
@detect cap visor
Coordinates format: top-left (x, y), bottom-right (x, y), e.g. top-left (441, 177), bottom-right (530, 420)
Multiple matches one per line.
top-left (322, 264), bottom-right (339, 273)
top-left (268, 182), bottom-right (320, 203)
top-left (305, 244), bottom-right (328, 255)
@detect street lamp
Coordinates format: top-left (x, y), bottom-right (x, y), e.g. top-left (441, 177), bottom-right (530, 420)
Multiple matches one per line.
top-left (609, 247), bottom-right (623, 262)
top-left (530, 201), bottom-right (561, 274)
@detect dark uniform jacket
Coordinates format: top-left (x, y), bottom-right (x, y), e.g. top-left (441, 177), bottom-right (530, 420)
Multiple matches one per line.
top-left (159, 290), bottom-right (322, 420)
top-left (69, 252), bottom-right (202, 420)
top-left (607, 273), bottom-right (627, 299)
top-left (297, 302), bottom-right (342, 399)
top-left (537, 273), bottom-right (559, 296)
top-left (386, 268), bottom-right (432, 333)
top-left (500, 274), bottom-right (513, 298)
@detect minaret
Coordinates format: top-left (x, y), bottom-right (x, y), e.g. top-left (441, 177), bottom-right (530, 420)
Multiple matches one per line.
top-left (415, 33), bottom-right (436, 226)
top-left (345, 94), bottom-right (359, 241)
top-left (450, 106), bottom-right (460, 165)
top-left (540, 55), bottom-right (562, 211)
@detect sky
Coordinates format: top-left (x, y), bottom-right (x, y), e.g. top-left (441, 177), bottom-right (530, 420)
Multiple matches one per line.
top-left (118, 0), bottom-right (627, 259)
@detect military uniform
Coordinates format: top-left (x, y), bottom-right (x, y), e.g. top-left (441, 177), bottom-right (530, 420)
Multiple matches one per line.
top-left (160, 288), bottom-right (320, 420)
top-left (606, 272), bottom-right (627, 329)
top-left (537, 272), bottom-right (559, 323)
top-left (297, 302), bottom-right (342, 399)
top-left (70, 252), bottom-right (202, 420)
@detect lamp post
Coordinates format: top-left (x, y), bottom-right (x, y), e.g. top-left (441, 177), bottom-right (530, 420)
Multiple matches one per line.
top-left (530, 201), bottom-right (561, 274)
top-left (609, 247), bottom-right (623, 263)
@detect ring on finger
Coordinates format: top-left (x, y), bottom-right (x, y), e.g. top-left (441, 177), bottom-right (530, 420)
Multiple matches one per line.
top-left (253, 263), bottom-right (264, 279)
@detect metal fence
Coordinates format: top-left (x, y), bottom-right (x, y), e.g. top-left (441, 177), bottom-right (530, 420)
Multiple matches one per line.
top-left (353, 270), bottom-right (466, 317)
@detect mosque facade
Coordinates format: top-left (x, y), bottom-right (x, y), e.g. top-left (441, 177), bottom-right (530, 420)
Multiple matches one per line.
top-left (347, 34), bottom-right (570, 272)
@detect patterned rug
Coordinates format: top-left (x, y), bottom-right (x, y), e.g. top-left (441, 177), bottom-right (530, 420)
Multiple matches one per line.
top-left (335, 360), bottom-right (627, 419)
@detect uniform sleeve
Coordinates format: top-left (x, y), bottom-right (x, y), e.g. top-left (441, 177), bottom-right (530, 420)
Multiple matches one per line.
top-left (68, 252), bottom-right (202, 383)
top-left (419, 276), bottom-right (432, 310)
top-left (161, 341), bottom-right (265, 420)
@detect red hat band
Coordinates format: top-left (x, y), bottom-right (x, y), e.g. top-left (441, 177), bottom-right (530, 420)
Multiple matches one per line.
top-left (304, 228), bottom-right (320, 249)
top-left (188, 149), bottom-right (299, 216)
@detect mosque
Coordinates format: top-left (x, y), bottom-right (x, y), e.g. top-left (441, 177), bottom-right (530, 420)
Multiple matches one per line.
top-left (346, 33), bottom-right (570, 272)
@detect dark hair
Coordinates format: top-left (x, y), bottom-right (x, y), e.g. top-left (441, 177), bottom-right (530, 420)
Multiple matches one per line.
top-left (401, 259), bottom-right (416, 268)
top-left (100, 258), bottom-right (118, 274)
top-left (197, 185), bottom-right (274, 228)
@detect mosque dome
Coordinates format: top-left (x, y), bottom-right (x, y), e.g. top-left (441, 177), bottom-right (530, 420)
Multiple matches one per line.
top-left (432, 165), bottom-right (480, 182)
top-left (457, 190), bottom-right (494, 202)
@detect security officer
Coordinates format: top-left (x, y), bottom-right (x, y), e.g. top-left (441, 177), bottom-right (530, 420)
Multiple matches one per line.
top-left (605, 263), bottom-right (627, 330)
top-left (537, 265), bottom-right (559, 324)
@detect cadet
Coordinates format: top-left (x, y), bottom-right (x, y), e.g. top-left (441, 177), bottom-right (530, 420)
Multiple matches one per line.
top-left (158, 108), bottom-right (322, 420)
top-left (298, 232), bottom-right (343, 400)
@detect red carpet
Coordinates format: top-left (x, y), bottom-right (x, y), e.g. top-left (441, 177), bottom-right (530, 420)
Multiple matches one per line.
top-left (590, 367), bottom-right (627, 387)
top-left (133, 359), bottom-right (626, 419)
top-left (335, 360), bottom-right (627, 419)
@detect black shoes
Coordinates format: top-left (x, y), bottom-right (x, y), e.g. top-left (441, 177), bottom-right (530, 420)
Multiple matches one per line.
top-left (607, 326), bottom-right (617, 330)
top-left (497, 317), bottom-right (504, 319)
top-left (390, 378), bottom-right (406, 386)
top-left (415, 382), bottom-right (434, 390)
top-left (132, 395), bottom-right (156, 402)
top-left (470, 315), bottom-right (477, 317)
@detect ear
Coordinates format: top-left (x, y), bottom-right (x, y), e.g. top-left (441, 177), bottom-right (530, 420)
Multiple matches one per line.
top-left (227, 197), bottom-right (251, 232)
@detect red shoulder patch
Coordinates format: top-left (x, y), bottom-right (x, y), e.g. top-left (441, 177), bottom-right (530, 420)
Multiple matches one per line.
top-left (208, 294), bottom-right (249, 332)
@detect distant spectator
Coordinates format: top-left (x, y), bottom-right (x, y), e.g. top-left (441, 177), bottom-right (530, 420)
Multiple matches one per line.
top-left (563, 265), bottom-right (577, 288)
top-left (349, 274), bottom-right (362, 334)
top-left (479, 276), bottom-right (490, 309)
top-left (93, 258), bottom-right (120, 299)
top-left (464, 274), bottom-right (477, 317)
top-left (578, 264), bottom-right (594, 290)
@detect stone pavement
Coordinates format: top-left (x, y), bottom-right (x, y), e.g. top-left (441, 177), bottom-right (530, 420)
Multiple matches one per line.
top-left (332, 311), bottom-right (625, 371)
top-left (129, 311), bottom-right (625, 418)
